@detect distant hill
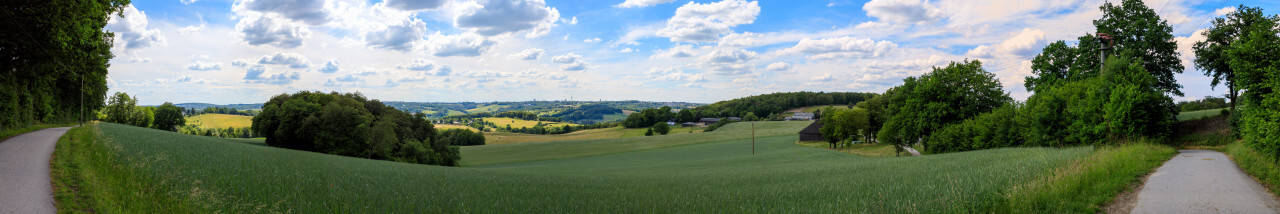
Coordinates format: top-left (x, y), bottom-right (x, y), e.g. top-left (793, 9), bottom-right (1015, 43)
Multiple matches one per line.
top-left (695, 91), bottom-right (878, 118)
top-left (384, 100), bottom-right (702, 120)
top-left (175, 103), bottom-right (264, 110)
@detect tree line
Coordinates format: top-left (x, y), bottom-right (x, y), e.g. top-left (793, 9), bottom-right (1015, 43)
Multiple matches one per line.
top-left (252, 91), bottom-right (460, 166)
top-left (101, 92), bottom-right (188, 132)
top-left (1, 0), bottom-right (128, 131)
top-left (1176, 96), bottom-right (1231, 112)
top-left (186, 106), bottom-right (258, 116)
top-left (820, 0), bottom-right (1186, 155)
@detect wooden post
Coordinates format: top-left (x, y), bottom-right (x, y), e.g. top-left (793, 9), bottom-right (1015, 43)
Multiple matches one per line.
top-left (752, 122), bottom-right (755, 155)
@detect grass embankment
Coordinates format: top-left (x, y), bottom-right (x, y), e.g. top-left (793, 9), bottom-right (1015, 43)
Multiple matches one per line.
top-left (81, 122), bottom-right (1088, 212)
top-left (0, 123), bottom-right (76, 142)
top-left (462, 121), bottom-right (809, 165)
top-left (1000, 142), bottom-right (1176, 213)
top-left (50, 124), bottom-right (198, 212)
top-left (796, 141), bottom-right (900, 157)
top-left (1225, 142), bottom-right (1280, 197)
top-left (185, 114), bottom-right (253, 129)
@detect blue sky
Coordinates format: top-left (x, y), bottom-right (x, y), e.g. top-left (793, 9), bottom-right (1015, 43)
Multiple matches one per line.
top-left (104, 0), bottom-right (1280, 105)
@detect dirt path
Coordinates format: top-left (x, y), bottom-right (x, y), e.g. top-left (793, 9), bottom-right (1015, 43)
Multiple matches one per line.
top-left (0, 127), bottom-right (69, 214)
top-left (1131, 150), bottom-right (1280, 213)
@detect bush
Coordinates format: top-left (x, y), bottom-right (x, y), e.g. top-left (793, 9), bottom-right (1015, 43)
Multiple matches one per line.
top-left (437, 129), bottom-right (485, 146)
top-left (252, 91), bottom-right (456, 166)
top-left (652, 122), bottom-right (670, 135)
top-left (702, 119), bottom-right (736, 132)
top-left (152, 102), bottom-right (185, 131)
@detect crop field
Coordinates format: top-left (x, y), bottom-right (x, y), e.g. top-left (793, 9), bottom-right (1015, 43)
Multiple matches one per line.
top-left (93, 122), bottom-right (1088, 212)
top-left (483, 125), bottom-right (703, 145)
top-left (433, 124), bottom-right (478, 132)
top-left (467, 104), bottom-right (507, 113)
top-left (599, 113), bottom-right (627, 122)
top-left (185, 114), bottom-right (253, 129)
top-left (1177, 108), bottom-right (1226, 121)
top-left (481, 117), bottom-right (573, 129)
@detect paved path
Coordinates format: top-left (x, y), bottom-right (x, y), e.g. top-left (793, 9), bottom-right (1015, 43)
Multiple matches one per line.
top-left (902, 146), bottom-right (921, 156)
top-left (0, 127), bottom-right (71, 214)
top-left (1132, 150), bottom-right (1280, 214)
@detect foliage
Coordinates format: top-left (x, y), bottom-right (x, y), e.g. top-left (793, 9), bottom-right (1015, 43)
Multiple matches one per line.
top-left (878, 60), bottom-right (1011, 150)
top-left (1000, 142), bottom-right (1175, 213)
top-left (928, 104), bottom-right (1022, 153)
top-left (0, 0), bottom-right (128, 132)
top-left (652, 122), bottom-right (670, 135)
top-left (1027, 0), bottom-right (1184, 96)
top-left (1194, 5), bottom-right (1277, 112)
top-left (622, 106), bottom-right (673, 128)
top-left (152, 102), bottom-right (185, 131)
top-left (701, 119), bottom-right (737, 132)
top-left (1225, 13), bottom-right (1280, 160)
top-left (1176, 96), bottom-right (1231, 112)
top-left (103, 92), bottom-right (156, 128)
top-left (818, 107), bottom-right (869, 148)
top-left (86, 122), bottom-right (1086, 212)
top-left (251, 91), bottom-right (456, 166)
top-left (550, 104), bottom-right (623, 122)
top-left (693, 91), bottom-right (877, 119)
top-left (437, 129), bottom-right (485, 146)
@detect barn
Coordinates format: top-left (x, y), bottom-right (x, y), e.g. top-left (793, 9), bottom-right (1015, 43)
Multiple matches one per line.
top-left (798, 120), bottom-right (824, 142)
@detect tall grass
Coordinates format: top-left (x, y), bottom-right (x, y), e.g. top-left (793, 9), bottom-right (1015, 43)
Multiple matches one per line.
top-left (79, 122), bottom-right (1089, 212)
top-left (1225, 142), bottom-right (1280, 196)
top-left (1000, 142), bottom-right (1176, 213)
top-left (50, 124), bottom-right (199, 212)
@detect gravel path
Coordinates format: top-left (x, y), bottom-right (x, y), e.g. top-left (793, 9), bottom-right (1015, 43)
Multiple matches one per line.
top-left (1132, 150), bottom-right (1280, 214)
top-left (0, 127), bottom-right (70, 214)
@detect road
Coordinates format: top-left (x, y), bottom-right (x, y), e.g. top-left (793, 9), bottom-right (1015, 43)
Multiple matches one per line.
top-left (0, 127), bottom-right (70, 214)
top-left (1132, 150), bottom-right (1280, 214)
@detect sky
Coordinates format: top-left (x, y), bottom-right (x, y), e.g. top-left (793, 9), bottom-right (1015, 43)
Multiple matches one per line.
top-left (103, 0), bottom-right (1280, 105)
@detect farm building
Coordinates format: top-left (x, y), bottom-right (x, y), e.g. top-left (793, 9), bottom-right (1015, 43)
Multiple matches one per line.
top-left (726, 117), bottom-right (743, 121)
top-left (681, 122), bottom-right (696, 127)
top-left (699, 118), bottom-right (720, 126)
top-left (785, 112), bottom-right (815, 121)
top-left (798, 120), bottom-right (824, 141)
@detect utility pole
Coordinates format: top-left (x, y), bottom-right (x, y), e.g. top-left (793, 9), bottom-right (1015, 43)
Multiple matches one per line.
top-left (751, 121), bottom-right (755, 155)
top-left (1097, 33), bottom-right (1115, 70)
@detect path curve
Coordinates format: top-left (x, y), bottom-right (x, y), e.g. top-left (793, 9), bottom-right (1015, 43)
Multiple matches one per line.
top-left (1132, 150), bottom-right (1280, 214)
top-left (0, 127), bottom-right (71, 214)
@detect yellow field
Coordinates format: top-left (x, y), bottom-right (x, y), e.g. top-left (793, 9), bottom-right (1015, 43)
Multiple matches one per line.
top-left (484, 125), bottom-right (705, 145)
top-left (434, 124), bottom-right (479, 132)
top-left (185, 114), bottom-right (253, 129)
top-left (481, 117), bottom-right (573, 129)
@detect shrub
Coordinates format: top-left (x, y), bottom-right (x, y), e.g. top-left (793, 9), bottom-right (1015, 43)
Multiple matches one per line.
top-left (652, 122), bottom-right (670, 135)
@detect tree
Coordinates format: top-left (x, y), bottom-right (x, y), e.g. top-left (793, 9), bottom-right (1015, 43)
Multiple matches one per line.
top-left (676, 109), bottom-right (697, 123)
top-left (878, 60), bottom-right (1011, 150)
top-left (644, 128), bottom-right (654, 136)
top-left (103, 92), bottom-right (137, 124)
top-left (652, 122), bottom-right (670, 135)
top-left (152, 102), bottom-right (185, 131)
top-left (819, 108), bottom-right (870, 149)
top-left (1026, 41), bottom-right (1081, 92)
top-left (1226, 16), bottom-right (1280, 160)
top-left (1093, 0), bottom-right (1184, 96)
top-left (742, 112), bottom-right (759, 121)
top-left (1194, 5), bottom-right (1277, 113)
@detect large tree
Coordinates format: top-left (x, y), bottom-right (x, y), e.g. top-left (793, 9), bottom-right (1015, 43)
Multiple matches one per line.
top-left (1027, 0), bottom-right (1182, 96)
top-left (152, 102), bottom-right (186, 131)
top-left (1226, 16), bottom-right (1280, 159)
top-left (819, 108), bottom-right (869, 149)
top-left (1, 0), bottom-right (130, 130)
top-left (878, 60), bottom-right (1011, 150)
top-left (1193, 5), bottom-right (1277, 113)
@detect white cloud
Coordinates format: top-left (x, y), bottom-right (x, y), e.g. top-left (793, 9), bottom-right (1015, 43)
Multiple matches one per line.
top-left (425, 32), bottom-right (495, 57)
top-left (397, 58), bottom-right (438, 71)
top-left (812, 74), bottom-right (834, 82)
top-left (257, 52), bottom-right (311, 68)
top-left (237, 0), bottom-right (330, 25)
top-left (511, 48), bottom-right (545, 60)
top-left (619, 48), bottom-right (635, 53)
top-left (584, 37), bottom-right (602, 43)
top-left (231, 59), bottom-right (250, 67)
top-left (181, 0), bottom-right (198, 5)
top-left (187, 62), bottom-right (223, 71)
top-left (384, 0), bottom-right (447, 11)
top-left (765, 62), bottom-right (791, 71)
top-left (651, 44), bottom-right (696, 58)
top-left (1215, 6), bottom-right (1236, 16)
top-left (862, 0), bottom-right (944, 24)
top-left (552, 53), bottom-right (582, 64)
top-left (454, 0), bottom-right (561, 38)
top-left (965, 45), bottom-right (993, 58)
top-left (657, 0), bottom-right (760, 42)
top-left (699, 48), bottom-right (757, 75)
top-left (243, 66), bottom-right (301, 85)
top-left (561, 62), bottom-right (587, 71)
top-left (780, 37), bottom-right (897, 60)
top-left (106, 4), bottom-right (166, 50)
top-left (996, 28), bottom-right (1045, 56)
top-left (615, 0), bottom-right (677, 8)
top-left (235, 15), bottom-right (311, 48)
top-left (718, 32), bottom-right (759, 47)
top-left (317, 60), bottom-right (339, 73)
top-left (178, 24), bottom-right (205, 35)
top-left (552, 53), bottom-right (589, 71)
top-left (365, 19), bottom-right (426, 52)
top-left (645, 67), bottom-right (707, 82)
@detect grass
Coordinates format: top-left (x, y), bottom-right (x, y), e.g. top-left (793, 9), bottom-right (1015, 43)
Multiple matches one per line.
top-left (50, 124), bottom-right (198, 212)
top-left (462, 121), bottom-right (810, 166)
top-left (0, 122), bottom-right (77, 142)
top-left (599, 113), bottom-right (627, 122)
top-left (1224, 142), bottom-right (1280, 197)
top-left (482, 125), bottom-right (703, 145)
top-left (185, 114), bottom-right (253, 129)
top-left (82, 122), bottom-right (1089, 212)
top-left (999, 142), bottom-right (1176, 213)
top-left (481, 117), bottom-right (574, 129)
top-left (796, 141), bottom-right (901, 157)
top-left (1177, 108), bottom-right (1226, 121)
top-left (466, 104), bottom-right (507, 113)
top-left (618, 125), bottom-right (703, 137)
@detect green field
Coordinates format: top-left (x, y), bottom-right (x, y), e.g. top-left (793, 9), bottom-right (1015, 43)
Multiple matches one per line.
top-left (599, 113), bottom-right (627, 122)
top-left (433, 124), bottom-right (479, 132)
top-left (1177, 108), bottom-right (1226, 121)
top-left (88, 122), bottom-right (1089, 212)
top-left (467, 104), bottom-right (507, 113)
top-left (185, 114), bottom-right (253, 129)
top-left (483, 125), bottom-right (702, 145)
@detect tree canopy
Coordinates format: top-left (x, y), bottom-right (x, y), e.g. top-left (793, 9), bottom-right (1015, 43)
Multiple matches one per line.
top-left (1194, 5), bottom-right (1277, 112)
top-left (877, 60), bottom-right (1011, 150)
top-left (1026, 0), bottom-right (1183, 96)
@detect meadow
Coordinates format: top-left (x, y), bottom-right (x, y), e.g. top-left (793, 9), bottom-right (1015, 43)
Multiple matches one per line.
top-left (481, 117), bottom-right (573, 129)
top-left (483, 125), bottom-right (702, 145)
top-left (76, 122), bottom-right (1089, 212)
top-left (1176, 108), bottom-right (1226, 121)
top-left (184, 114), bottom-right (253, 129)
